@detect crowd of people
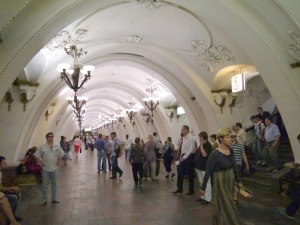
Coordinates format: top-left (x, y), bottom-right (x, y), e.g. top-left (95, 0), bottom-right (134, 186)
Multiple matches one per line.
top-left (1, 107), bottom-right (299, 225)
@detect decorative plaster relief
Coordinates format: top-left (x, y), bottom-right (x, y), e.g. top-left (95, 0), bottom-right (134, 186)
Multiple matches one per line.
top-left (121, 35), bottom-right (144, 44)
top-left (287, 30), bottom-right (300, 60)
top-left (135, 0), bottom-right (165, 9)
top-left (43, 29), bottom-right (88, 52)
top-left (191, 40), bottom-right (234, 72)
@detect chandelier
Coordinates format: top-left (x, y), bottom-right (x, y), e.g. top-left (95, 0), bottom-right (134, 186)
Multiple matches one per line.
top-left (68, 94), bottom-right (87, 132)
top-left (115, 107), bottom-right (125, 123)
top-left (143, 82), bottom-right (160, 117)
top-left (68, 95), bottom-right (87, 112)
top-left (57, 45), bottom-right (95, 93)
top-left (125, 99), bottom-right (138, 122)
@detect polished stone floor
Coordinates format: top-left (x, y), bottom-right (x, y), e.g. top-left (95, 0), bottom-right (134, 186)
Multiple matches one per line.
top-left (17, 150), bottom-right (300, 225)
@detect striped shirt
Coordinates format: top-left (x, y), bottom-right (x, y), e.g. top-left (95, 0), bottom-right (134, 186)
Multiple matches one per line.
top-left (229, 143), bottom-right (245, 166)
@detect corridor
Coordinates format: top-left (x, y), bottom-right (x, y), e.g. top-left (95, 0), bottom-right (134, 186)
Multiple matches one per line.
top-left (17, 150), bottom-right (299, 225)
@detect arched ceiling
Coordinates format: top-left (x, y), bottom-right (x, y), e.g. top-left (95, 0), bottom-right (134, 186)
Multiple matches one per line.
top-left (21, 0), bottom-right (254, 131)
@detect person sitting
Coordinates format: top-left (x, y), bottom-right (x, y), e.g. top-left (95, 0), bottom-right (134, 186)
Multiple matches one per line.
top-left (0, 156), bottom-right (23, 222)
top-left (24, 147), bottom-right (42, 181)
top-left (0, 193), bottom-right (21, 225)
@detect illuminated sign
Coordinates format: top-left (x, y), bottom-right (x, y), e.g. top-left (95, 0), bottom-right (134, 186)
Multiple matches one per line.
top-left (231, 73), bottom-right (245, 93)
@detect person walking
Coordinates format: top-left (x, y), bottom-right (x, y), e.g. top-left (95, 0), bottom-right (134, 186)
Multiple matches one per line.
top-left (104, 135), bottom-right (112, 171)
top-left (73, 135), bottom-right (81, 158)
top-left (143, 134), bottom-right (156, 181)
top-left (95, 134), bottom-right (106, 174)
top-left (60, 136), bottom-right (70, 166)
top-left (172, 125), bottom-right (196, 195)
top-left (194, 131), bottom-right (213, 205)
top-left (162, 137), bottom-right (175, 179)
top-left (110, 132), bottom-right (123, 179)
top-left (129, 137), bottom-right (145, 187)
top-left (34, 132), bottom-right (65, 205)
top-left (124, 134), bottom-right (133, 161)
top-left (200, 128), bottom-right (245, 225)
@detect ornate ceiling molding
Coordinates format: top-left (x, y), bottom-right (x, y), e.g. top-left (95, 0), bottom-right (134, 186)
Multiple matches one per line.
top-left (191, 40), bottom-right (234, 72)
top-left (121, 35), bottom-right (144, 44)
top-left (135, 0), bottom-right (166, 9)
top-left (287, 30), bottom-right (300, 61)
top-left (43, 28), bottom-right (88, 52)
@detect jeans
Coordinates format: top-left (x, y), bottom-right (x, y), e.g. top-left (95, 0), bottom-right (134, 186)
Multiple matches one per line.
top-left (177, 154), bottom-right (195, 193)
top-left (42, 170), bottom-right (58, 202)
top-left (106, 154), bottom-right (112, 170)
top-left (6, 193), bottom-right (20, 216)
top-left (97, 150), bottom-right (107, 172)
top-left (132, 163), bottom-right (144, 184)
top-left (111, 156), bottom-right (122, 178)
top-left (125, 149), bottom-right (131, 161)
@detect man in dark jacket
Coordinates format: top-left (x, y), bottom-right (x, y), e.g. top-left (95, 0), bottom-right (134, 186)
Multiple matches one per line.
top-left (194, 131), bottom-right (212, 204)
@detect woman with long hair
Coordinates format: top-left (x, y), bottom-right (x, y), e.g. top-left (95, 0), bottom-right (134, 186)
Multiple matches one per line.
top-left (200, 128), bottom-right (245, 225)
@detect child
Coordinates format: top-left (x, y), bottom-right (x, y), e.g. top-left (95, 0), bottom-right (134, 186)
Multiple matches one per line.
top-left (129, 137), bottom-right (145, 186)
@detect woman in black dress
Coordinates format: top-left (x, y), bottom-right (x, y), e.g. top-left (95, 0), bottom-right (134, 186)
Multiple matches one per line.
top-left (200, 128), bottom-right (244, 225)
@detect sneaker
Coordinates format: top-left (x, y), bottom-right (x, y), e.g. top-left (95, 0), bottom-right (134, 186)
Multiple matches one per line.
top-left (119, 171), bottom-right (123, 178)
top-left (278, 207), bottom-right (294, 220)
top-left (52, 200), bottom-right (60, 204)
top-left (172, 190), bottom-right (183, 194)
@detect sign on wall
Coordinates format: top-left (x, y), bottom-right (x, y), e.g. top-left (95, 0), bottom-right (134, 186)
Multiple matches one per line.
top-left (231, 73), bottom-right (246, 93)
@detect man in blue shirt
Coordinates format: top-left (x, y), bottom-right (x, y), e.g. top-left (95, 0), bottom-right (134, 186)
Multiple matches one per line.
top-left (95, 134), bottom-right (106, 174)
top-left (262, 117), bottom-right (281, 173)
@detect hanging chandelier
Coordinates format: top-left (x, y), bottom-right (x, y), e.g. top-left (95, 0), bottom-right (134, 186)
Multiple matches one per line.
top-left (143, 80), bottom-right (160, 117)
top-left (115, 107), bottom-right (125, 123)
top-left (57, 45), bottom-right (95, 93)
top-left (125, 99), bottom-right (138, 122)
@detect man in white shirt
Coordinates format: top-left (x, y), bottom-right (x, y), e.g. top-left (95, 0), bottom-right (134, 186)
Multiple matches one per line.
top-left (124, 134), bottom-right (133, 161)
top-left (34, 132), bottom-right (65, 205)
top-left (172, 125), bottom-right (196, 195)
top-left (250, 115), bottom-right (266, 165)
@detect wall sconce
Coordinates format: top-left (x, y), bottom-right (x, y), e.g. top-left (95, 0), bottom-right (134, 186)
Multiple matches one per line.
top-left (20, 92), bottom-right (35, 111)
top-left (165, 105), bottom-right (180, 122)
top-left (44, 102), bottom-right (55, 121)
top-left (4, 92), bottom-right (14, 111)
top-left (211, 89), bottom-right (230, 113)
top-left (228, 94), bottom-right (237, 114)
top-left (45, 110), bottom-right (53, 121)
